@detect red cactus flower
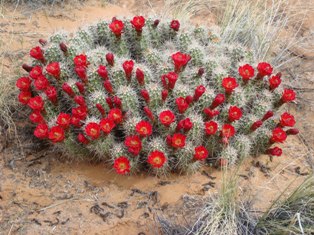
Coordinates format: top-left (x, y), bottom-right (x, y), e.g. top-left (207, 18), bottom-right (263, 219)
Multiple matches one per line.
top-left (170, 20), bottom-right (180, 31)
top-left (71, 116), bottom-right (82, 127)
top-left (16, 77), bottom-right (32, 91)
top-left (147, 150), bottom-right (167, 168)
top-left (211, 93), bottom-right (225, 109)
top-left (136, 120), bottom-right (152, 137)
top-left (238, 64), bottom-right (255, 81)
top-left (18, 91), bottom-right (32, 105)
top-left (136, 68), bottom-right (145, 85)
top-left (28, 96), bottom-right (44, 111)
top-left (114, 157), bottom-right (130, 175)
top-left (85, 122), bottom-right (101, 140)
top-left (100, 118), bottom-right (116, 134)
top-left (108, 108), bottom-right (123, 124)
top-left (113, 96), bottom-right (122, 108)
top-left (194, 85), bottom-right (206, 101)
top-left (171, 52), bottom-right (191, 72)
top-left (203, 108), bottom-right (220, 119)
top-left (74, 54), bottom-right (88, 67)
top-left (257, 62), bottom-right (273, 77)
top-left (271, 127), bottom-right (287, 143)
top-left (159, 110), bottom-right (175, 127)
top-left (177, 118), bottom-right (193, 132)
top-left (130, 16), bottom-right (146, 32)
top-left (161, 89), bottom-right (168, 102)
top-left (182, 118), bottom-right (193, 131)
top-left (75, 82), bottom-right (85, 94)
top-left (176, 97), bottom-right (189, 113)
top-left (48, 126), bottom-right (65, 143)
top-left (34, 76), bottom-right (50, 91)
top-left (222, 77), bottom-right (238, 94)
top-left (44, 86), bottom-right (57, 103)
top-left (204, 121), bottom-right (218, 135)
top-left (251, 120), bottom-right (263, 131)
top-left (144, 106), bottom-right (155, 121)
top-left (34, 123), bottom-right (49, 139)
top-left (30, 46), bottom-right (45, 62)
top-left (56, 113), bottom-right (71, 129)
top-left (109, 19), bottom-right (124, 37)
top-left (125, 135), bottom-right (142, 155)
top-left (140, 89), bottom-right (150, 103)
top-left (221, 124), bottom-right (235, 138)
top-left (267, 147), bottom-right (282, 156)
top-left (286, 128), bottom-right (299, 135)
top-left (96, 103), bottom-right (106, 117)
top-left (29, 66), bottom-right (43, 80)
top-left (74, 96), bottom-right (86, 107)
top-left (75, 66), bottom-right (87, 82)
top-left (165, 72), bottom-right (178, 90)
top-left (97, 65), bottom-right (108, 79)
top-left (262, 110), bottom-right (274, 121)
top-left (46, 62), bottom-right (61, 79)
top-left (171, 133), bottom-right (186, 148)
top-left (72, 105), bottom-right (88, 120)
top-left (29, 111), bottom-right (44, 124)
top-left (62, 83), bottom-right (75, 97)
top-left (106, 53), bottom-right (114, 66)
top-left (194, 146), bottom-right (209, 161)
top-left (103, 80), bottom-right (113, 94)
top-left (228, 106), bottom-right (242, 122)
top-left (22, 64), bottom-right (33, 72)
top-left (281, 89), bottom-right (296, 103)
top-left (269, 75), bottom-right (281, 90)
top-left (77, 133), bottom-right (89, 145)
top-left (280, 112), bottom-right (295, 127)
top-left (123, 60), bottom-right (134, 80)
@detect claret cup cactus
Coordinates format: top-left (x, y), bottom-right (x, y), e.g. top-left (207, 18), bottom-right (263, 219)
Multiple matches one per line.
top-left (16, 16), bottom-right (298, 175)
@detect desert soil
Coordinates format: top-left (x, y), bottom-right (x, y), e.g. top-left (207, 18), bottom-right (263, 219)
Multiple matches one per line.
top-left (0, 1), bottom-right (313, 234)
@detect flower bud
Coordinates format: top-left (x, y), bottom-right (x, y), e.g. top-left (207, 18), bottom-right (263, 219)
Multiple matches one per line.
top-left (262, 111), bottom-right (274, 121)
top-left (106, 53), bottom-right (114, 66)
top-left (103, 80), bottom-right (113, 94)
top-left (59, 42), bottom-right (68, 54)
top-left (161, 89), bottom-right (168, 102)
top-left (39, 39), bottom-right (47, 46)
top-left (22, 64), bottom-right (33, 72)
top-left (136, 68), bottom-right (145, 85)
top-left (251, 120), bottom-right (263, 131)
top-left (286, 128), bottom-right (299, 135)
top-left (96, 103), bottom-right (106, 117)
top-left (140, 89), bottom-right (150, 103)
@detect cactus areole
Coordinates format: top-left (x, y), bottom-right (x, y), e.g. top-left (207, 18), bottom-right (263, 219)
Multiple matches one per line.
top-left (17, 16), bottom-right (297, 175)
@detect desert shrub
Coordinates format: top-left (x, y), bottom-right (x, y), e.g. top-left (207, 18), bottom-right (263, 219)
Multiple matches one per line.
top-left (15, 16), bottom-right (298, 175)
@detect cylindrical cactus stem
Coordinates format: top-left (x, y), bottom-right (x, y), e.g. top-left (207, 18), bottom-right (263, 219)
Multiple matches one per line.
top-left (116, 85), bottom-right (140, 116)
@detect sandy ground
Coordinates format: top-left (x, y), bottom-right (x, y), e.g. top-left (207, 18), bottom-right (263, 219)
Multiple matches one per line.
top-left (0, 1), bottom-right (313, 234)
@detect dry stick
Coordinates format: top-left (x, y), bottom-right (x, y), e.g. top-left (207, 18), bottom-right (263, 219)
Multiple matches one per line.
top-left (38, 198), bottom-right (93, 212)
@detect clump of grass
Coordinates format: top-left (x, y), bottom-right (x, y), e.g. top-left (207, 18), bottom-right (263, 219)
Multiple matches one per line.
top-left (187, 171), bottom-right (256, 235)
top-left (218, 0), bottom-right (310, 69)
top-left (255, 176), bottom-right (314, 235)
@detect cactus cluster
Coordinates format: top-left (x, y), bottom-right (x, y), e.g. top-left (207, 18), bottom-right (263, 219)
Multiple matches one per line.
top-left (16, 16), bottom-right (298, 175)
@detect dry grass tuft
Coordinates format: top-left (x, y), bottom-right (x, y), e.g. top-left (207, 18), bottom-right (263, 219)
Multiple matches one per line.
top-left (255, 175), bottom-right (314, 235)
top-left (187, 170), bottom-right (256, 235)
